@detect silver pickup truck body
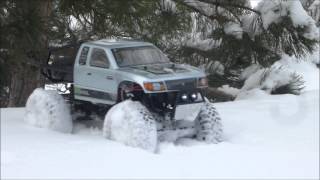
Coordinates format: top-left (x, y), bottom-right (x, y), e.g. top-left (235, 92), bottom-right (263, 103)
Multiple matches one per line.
top-left (72, 40), bottom-right (208, 107)
top-left (37, 40), bottom-right (222, 146)
top-left (42, 39), bottom-right (208, 119)
top-left (37, 39), bottom-right (223, 146)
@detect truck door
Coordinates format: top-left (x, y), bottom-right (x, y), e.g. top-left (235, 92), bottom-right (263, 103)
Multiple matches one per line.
top-left (74, 47), bottom-right (117, 105)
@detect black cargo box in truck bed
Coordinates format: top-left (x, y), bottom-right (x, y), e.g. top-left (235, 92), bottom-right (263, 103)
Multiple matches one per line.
top-left (41, 43), bottom-right (81, 83)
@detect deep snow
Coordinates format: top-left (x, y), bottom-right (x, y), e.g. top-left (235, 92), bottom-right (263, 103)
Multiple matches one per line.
top-left (1, 88), bottom-right (319, 178)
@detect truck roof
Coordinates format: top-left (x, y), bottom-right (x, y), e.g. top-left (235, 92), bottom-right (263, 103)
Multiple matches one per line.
top-left (84, 39), bottom-right (153, 49)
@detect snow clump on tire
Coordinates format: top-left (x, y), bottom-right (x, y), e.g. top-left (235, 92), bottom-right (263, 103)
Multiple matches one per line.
top-left (103, 100), bottom-right (157, 152)
top-left (24, 88), bottom-right (73, 133)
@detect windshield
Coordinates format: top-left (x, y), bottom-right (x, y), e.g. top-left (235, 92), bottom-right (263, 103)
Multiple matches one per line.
top-left (112, 46), bottom-right (170, 67)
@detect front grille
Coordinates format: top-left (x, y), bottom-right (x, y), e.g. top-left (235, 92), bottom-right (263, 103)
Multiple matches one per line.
top-left (165, 78), bottom-right (197, 91)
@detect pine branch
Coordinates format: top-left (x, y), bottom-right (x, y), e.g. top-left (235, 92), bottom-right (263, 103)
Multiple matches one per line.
top-left (173, 0), bottom-right (225, 21)
top-left (198, 0), bottom-right (261, 15)
top-left (174, 0), bottom-right (261, 16)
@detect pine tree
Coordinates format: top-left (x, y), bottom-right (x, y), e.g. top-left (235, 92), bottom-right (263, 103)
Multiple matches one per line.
top-left (57, 0), bottom-right (191, 47)
top-left (173, 0), bottom-right (319, 87)
top-left (1, 0), bottom-right (52, 107)
top-left (300, 0), bottom-right (320, 26)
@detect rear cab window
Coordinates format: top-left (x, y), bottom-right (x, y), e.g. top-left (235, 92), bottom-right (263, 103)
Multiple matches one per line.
top-left (79, 46), bottom-right (90, 65)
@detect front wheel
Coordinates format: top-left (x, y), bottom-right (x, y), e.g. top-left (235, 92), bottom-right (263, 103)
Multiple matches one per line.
top-left (103, 100), bottom-right (157, 152)
top-left (194, 102), bottom-right (223, 143)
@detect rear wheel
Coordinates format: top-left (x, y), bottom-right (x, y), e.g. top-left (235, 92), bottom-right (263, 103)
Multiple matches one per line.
top-left (24, 88), bottom-right (73, 133)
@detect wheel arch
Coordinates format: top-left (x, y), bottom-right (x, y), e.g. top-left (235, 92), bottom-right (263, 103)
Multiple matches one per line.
top-left (117, 81), bottom-right (144, 102)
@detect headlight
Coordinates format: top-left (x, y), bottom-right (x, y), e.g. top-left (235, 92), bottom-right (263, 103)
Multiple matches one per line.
top-left (181, 93), bottom-right (188, 101)
top-left (190, 93), bottom-right (198, 101)
top-left (143, 82), bottom-right (166, 91)
top-left (198, 77), bottom-right (208, 87)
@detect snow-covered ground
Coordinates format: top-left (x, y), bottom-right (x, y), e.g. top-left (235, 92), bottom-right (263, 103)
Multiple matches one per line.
top-left (1, 88), bottom-right (319, 178)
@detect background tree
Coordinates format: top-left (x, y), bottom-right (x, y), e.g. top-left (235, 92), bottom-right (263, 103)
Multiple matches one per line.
top-left (1, 0), bottom-right (318, 107)
top-left (56, 0), bottom-right (191, 52)
top-left (300, 0), bottom-right (320, 26)
top-left (173, 0), bottom-right (319, 88)
top-left (1, 0), bottom-right (52, 107)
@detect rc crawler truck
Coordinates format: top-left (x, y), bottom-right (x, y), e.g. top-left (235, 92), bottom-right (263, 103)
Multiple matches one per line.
top-left (25, 39), bottom-right (223, 152)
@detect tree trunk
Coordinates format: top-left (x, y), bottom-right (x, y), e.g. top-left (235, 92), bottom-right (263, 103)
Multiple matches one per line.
top-left (7, 0), bottom-right (52, 107)
top-left (37, 0), bottom-right (52, 87)
top-left (8, 67), bottom-right (39, 107)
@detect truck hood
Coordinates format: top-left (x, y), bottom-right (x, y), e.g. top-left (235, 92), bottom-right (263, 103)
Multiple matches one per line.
top-left (118, 63), bottom-right (205, 80)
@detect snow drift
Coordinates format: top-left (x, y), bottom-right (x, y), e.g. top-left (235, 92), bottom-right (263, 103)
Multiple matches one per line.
top-left (218, 49), bottom-right (319, 99)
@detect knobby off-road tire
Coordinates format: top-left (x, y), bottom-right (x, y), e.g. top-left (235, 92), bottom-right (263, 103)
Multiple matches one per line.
top-left (103, 100), bottom-right (157, 152)
top-left (24, 88), bottom-right (73, 133)
top-left (195, 102), bottom-right (223, 143)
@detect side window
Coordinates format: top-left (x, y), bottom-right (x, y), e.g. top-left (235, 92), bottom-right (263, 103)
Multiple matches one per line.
top-left (79, 46), bottom-right (89, 65)
top-left (89, 48), bottom-right (110, 68)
